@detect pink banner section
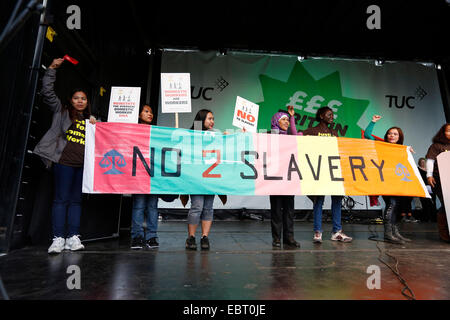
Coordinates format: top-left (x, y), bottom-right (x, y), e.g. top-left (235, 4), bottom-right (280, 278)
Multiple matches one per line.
top-left (253, 133), bottom-right (302, 195)
top-left (93, 123), bottom-right (151, 193)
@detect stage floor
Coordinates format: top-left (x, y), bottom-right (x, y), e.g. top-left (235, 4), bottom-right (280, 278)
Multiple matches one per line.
top-left (1, 221), bottom-right (449, 300)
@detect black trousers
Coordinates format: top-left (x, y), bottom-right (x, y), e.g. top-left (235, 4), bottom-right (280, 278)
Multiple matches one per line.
top-left (432, 175), bottom-right (450, 241)
top-left (419, 194), bottom-right (437, 222)
top-left (432, 176), bottom-right (444, 212)
top-left (269, 195), bottom-right (295, 241)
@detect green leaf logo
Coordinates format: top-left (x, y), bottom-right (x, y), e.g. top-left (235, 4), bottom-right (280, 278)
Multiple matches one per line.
top-left (257, 62), bottom-right (370, 138)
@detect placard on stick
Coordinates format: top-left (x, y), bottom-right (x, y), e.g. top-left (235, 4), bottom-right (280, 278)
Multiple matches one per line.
top-left (161, 73), bottom-right (191, 114)
top-left (232, 96), bottom-right (259, 132)
top-left (107, 87), bottom-right (141, 123)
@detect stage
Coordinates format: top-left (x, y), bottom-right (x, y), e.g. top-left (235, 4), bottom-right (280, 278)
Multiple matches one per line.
top-left (0, 221), bottom-right (449, 300)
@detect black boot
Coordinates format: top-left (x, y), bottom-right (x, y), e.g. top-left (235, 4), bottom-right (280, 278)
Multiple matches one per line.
top-left (392, 224), bottom-right (411, 242)
top-left (383, 202), bottom-right (404, 245)
top-left (384, 222), bottom-right (404, 244)
top-left (283, 237), bottom-right (300, 248)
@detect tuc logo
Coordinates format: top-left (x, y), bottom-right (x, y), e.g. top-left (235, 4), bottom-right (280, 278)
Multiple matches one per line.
top-left (385, 95), bottom-right (415, 109)
top-left (395, 163), bottom-right (412, 182)
top-left (191, 76), bottom-right (229, 101)
top-left (385, 86), bottom-right (428, 110)
top-left (99, 149), bottom-right (126, 174)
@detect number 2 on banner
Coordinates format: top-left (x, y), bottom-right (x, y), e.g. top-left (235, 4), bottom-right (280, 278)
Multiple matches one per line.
top-left (202, 150), bottom-right (221, 178)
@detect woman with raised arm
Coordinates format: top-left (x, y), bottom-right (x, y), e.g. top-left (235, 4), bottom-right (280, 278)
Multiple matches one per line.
top-left (364, 115), bottom-right (413, 244)
top-left (267, 106), bottom-right (302, 249)
top-left (303, 106), bottom-right (353, 244)
top-left (34, 58), bottom-right (96, 254)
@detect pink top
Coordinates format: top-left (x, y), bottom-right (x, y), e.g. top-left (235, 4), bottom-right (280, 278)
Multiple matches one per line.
top-left (289, 116), bottom-right (303, 135)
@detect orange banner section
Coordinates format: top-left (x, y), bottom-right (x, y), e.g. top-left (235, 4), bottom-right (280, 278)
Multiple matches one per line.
top-left (338, 138), bottom-right (428, 197)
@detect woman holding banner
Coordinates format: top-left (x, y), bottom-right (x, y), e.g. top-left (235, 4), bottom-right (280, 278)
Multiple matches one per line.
top-left (34, 58), bottom-right (96, 254)
top-left (267, 106), bottom-right (302, 248)
top-left (426, 123), bottom-right (450, 243)
top-left (364, 115), bottom-right (411, 244)
top-left (130, 105), bottom-right (160, 250)
top-left (301, 106), bottom-right (353, 244)
top-left (183, 109), bottom-right (226, 250)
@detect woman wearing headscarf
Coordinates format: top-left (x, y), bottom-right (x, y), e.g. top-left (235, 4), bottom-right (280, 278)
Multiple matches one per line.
top-left (268, 106), bottom-right (302, 248)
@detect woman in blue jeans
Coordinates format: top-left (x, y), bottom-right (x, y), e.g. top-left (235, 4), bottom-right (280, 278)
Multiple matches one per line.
top-left (130, 105), bottom-right (160, 249)
top-left (34, 58), bottom-right (96, 254)
top-left (302, 107), bottom-right (352, 243)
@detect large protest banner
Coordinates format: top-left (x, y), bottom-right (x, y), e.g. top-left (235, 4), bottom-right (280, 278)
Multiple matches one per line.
top-left (156, 50), bottom-right (444, 209)
top-left (83, 122), bottom-right (429, 198)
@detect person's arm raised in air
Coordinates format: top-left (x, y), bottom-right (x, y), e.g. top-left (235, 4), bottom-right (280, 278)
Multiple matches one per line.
top-left (364, 114), bottom-right (382, 140)
top-left (41, 58), bottom-right (65, 113)
top-left (287, 106), bottom-right (303, 135)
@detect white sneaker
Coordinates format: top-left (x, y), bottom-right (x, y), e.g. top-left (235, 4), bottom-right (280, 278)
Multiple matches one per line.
top-left (48, 237), bottom-right (65, 254)
top-left (64, 235), bottom-right (85, 251)
top-left (331, 230), bottom-right (353, 242)
top-left (313, 231), bottom-right (322, 243)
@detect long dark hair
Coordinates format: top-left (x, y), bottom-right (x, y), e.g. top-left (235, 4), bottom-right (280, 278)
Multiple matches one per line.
top-left (190, 109), bottom-right (212, 131)
top-left (432, 123), bottom-right (450, 144)
top-left (384, 126), bottom-right (404, 145)
top-left (64, 88), bottom-right (91, 121)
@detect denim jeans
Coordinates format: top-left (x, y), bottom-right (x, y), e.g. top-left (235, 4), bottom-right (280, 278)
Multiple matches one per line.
top-left (52, 163), bottom-right (83, 238)
top-left (187, 195), bottom-right (214, 225)
top-left (312, 195), bottom-right (342, 233)
top-left (131, 194), bottom-right (159, 240)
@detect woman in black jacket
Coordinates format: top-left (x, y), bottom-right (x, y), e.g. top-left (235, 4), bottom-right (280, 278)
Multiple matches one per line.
top-left (34, 58), bottom-right (96, 254)
top-left (426, 123), bottom-right (450, 242)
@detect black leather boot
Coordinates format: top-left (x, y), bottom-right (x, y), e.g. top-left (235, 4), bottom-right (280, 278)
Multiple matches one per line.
top-left (283, 237), bottom-right (300, 248)
top-left (384, 222), bottom-right (404, 244)
top-left (384, 203), bottom-right (404, 244)
top-left (392, 224), bottom-right (411, 242)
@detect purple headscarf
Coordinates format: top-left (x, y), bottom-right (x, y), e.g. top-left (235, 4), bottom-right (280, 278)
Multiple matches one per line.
top-left (271, 112), bottom-right (289, 134)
